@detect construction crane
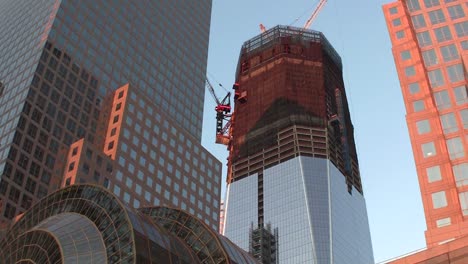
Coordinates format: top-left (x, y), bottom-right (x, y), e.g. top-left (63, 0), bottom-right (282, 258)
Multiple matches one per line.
top-left (206, 78), bottom-right (232, 145)
top-left (259, 0), bottom-right (327, 32)
top-left (303, 0), bottom-right (328, 29)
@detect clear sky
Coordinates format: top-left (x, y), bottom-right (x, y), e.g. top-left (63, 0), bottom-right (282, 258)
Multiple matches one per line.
top-left (201, 0), bottom-right (426, 262)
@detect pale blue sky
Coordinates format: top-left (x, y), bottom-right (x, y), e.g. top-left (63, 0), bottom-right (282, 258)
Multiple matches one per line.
top-left (201, 1), bottom-right (426, 262)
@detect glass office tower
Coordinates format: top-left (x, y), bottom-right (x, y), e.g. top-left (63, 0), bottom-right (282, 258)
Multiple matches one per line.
top-left (223, 26), bottom-right (374, 263)
top-left (0, 0), bottom-right (222, 230)
top-left (382, 0), bottom-right (468, 262)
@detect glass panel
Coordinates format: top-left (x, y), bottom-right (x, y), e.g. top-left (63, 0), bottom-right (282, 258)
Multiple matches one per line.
top-left (422, 49), bottom-right (438, 67)
top-left (440, 44), bottom-right (459, 62)
top-left (409, 82), bottom-right (420, 94)
top-left (462, 109), bottom-right (468, 129)
top-left (448, 5), bottom-right (465, 20)
top-left (453, 86), bottom-right (467, 105)
top-left (427, 165), bottom-right (442, 183)
top-left (416, 119), bottom-right (431, 134)
top-left (417, 31), bottom-right (432, 47)
top-left (413, 100), bottom-right (425, 112)
top-left (428, 9), bottom-right (446, 25)
top-left (428, 68), bottom-right (444, 88)
top-left (446, 137), bottom-right (464, 160)
top-left (422, 142), bottom-right (436, 157)
top-left (432, 191), bottom-right (447, 209)
top-left (436, 217), bottom-right (451, 227)
top-left (434, 90), bottom-right (451, 109)
top-left (405, 66), bottom-right (416, 76)
top-left (440, 113), bottom-right (458, 134)
top-left (434, 26), bottom-right (453, 42)
top-left (459, 191), bottom-right (468, 215)
top-left (454, 21), bottom-right (468, 37)
top-left (446, 64), bottom-right (464, 83)
top-left (453, 163), bottom-right (468, 187)
top-left (424, 0), bottom-right (440, 8)
top-left (411, 14), bottom-right (426, 29)
top-left (401, 50), bottom-right (411, 61)
top-left (407, 0), bottom-right (421, 12)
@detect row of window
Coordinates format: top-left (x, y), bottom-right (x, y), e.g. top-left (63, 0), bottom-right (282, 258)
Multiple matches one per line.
top-left (406, 0), bottom-right (464, 13)
top-left (410, 5), bottom-right (465, 30)
top-left (421, 136), bottom-right (465, 160)
top-left (412, 87), bottom-right (467, 114)
top-left (431, 185), bottom-right (468, 229)
top-left (396, 21), bottom-right (468, 45)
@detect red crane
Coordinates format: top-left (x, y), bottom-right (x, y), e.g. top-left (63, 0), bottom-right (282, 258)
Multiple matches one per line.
top-left (206, 78), bottom-right (232, 145)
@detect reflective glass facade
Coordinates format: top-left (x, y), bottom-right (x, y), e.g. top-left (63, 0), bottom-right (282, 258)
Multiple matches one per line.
top-left (0, 0), bottom-right (220, 228)
top-left (225, 157), bottom-right (374, 263)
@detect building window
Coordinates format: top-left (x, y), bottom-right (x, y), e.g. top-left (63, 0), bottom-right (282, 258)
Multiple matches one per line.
top-left (393, 18), bottom-right (402, 26)
top-left (405, 66), bottom-right (416, 76)
top-left (417, 31), bottom-right (432, 47)
top-left (440, 113), bottom-right (458, 134)
top-left (454, 21), bottom-right (468, 37)
top-left (389, 7), bottom-right (398, 14)
top-left (422, 49), bottom-right (438, 67)
top-left (432, 191), bottom-right (447, 209)
top-left (424, 0), bottom-right (439, 8)
top-left (436, 218), bottom-right (451, 228)
top-left (413, 100), bottom-right (425, 112)
top-left (462, 40), bottom-right (468, 50)
top-left (396, 30), bottom-right (405, 39)
top-left (409, 82), bottom-right (420, 94)
top-left (428, 68), bottom-right (445, 88)
top-left (454, 86), bottom-right (467, 105)
top-left (446, 64), bottom-right (464, 83)
top-left (434, 26), bottom-right (452, 42)
top-left (427, 165), bottom-right (442, 183)
top-left (462, 109), bottom-right (468, 129)
top-left (434, 90), bottom-right (451, 109)
top-left (440, 44), bottom-right (459, 62)
top-left (453, 163), bottom-right (468, 187)
top-left (422, 142), bottom-right (436, 157)
top-left (428, 9), bottom-right (446, 25)
top-left (448, 5), bottom-right (465, 20)
top-left (459, 191), bottom-right (468, 215)
top-left (416, 119), bottom-right (431, 134)
top-left (401, 50), bottom-right (411, 61)
top-left (446, 137), bottom-right (464, 160)
top-left (407, 0), bottom-right (421, 12)
top-left (411, 14), bottom-right (426, 29)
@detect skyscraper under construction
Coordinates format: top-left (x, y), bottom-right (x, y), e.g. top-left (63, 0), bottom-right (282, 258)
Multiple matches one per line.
top-left (223, 26), bottom-right (374, 263)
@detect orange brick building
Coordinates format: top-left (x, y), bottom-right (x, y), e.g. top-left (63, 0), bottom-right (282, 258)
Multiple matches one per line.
top-left (383, 0), bottom-right (468, 262)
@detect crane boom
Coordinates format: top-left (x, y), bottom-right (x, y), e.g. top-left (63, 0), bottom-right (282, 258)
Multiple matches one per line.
top-left (206, 78), bottom-right (221, 105)
top-left (303, 0), bottom-right (327, 29)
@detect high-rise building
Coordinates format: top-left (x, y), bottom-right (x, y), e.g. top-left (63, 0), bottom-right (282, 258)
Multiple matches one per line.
top-left (383, 0), bottom-right (468, 262)
top-left (0, 0), bottom-right (222, 230)
top-left (223, 26), bottom-right (374, 263)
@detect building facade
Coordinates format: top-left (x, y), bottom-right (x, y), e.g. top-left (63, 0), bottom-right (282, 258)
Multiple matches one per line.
top-left (0, 184), bottom-right (258, 264)
top-left (0, 0), bottom-right (222, 230)
top-left (383, 0), bottom-right (467, 262)
top-left (223, 26), bottom-right (374, 263)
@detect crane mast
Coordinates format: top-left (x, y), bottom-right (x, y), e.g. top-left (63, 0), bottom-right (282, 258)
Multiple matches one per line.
top-left (206, 78), bottom-right (232, 145)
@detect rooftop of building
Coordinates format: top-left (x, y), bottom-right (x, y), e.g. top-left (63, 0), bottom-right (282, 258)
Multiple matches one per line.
top-left (239, 25), bottom-right (342, 70)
